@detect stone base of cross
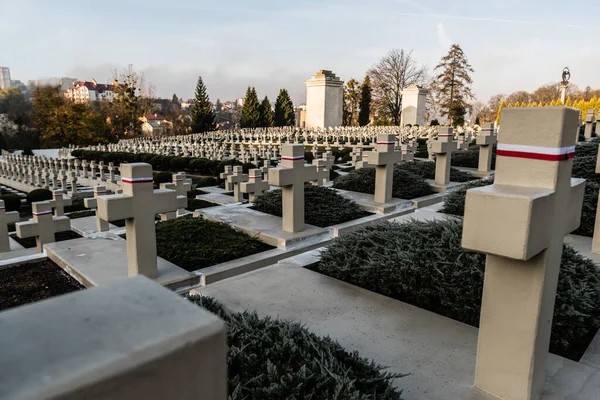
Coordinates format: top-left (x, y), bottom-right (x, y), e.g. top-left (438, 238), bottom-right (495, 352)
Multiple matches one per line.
top-left (97, 163), bottom-right (180, 278)
top-left (268, 144), bottom-right (317, 233)
top-left (462, 107), bottom-right (584, 400)
top-left (16, 201), bottom-right (72, 253)
top-left (0, 199), bottom-right (19, 253)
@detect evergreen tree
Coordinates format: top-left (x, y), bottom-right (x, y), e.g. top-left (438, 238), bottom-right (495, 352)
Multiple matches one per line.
top-left (171, 93), bottom-right (180, 107)
top-left (215, 98), bottom-right (222, 112)
top-left (259, 96), bottom-right (274, 127)
top-left (358, 76), bottom-right (372, 126)
top-left (190, 76), bottom-right (215, 133)
top-left (433, 44), bottom-right (474, 127)
top-left (274, 89), bottom-right (295, 127)
top-left (343, 79), bottom-right (361, 126)
top-left (240, 87), bottom-right (261, 128)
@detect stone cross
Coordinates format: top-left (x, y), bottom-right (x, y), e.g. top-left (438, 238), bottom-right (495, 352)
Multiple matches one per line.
top-left (260, 160), bottom-right (270, 181)
top-left (96, 163), bottom-right (179, 278)
top-left (400, 144), bottom-right (414, 162)
top-left (0, 199), bottom-right (19, 253)
top-left (159, 172), bottom-right (191, 218)
top-left (68, 171), bottom-right (78, 196)
top-left (16, 201), bottom-right (72, 253)
top-left (311, 159), bottom-right (328, 186)
top-left (323, 152), bottom-right (335, 171)
top-left (241, 169), bottom-right (269, 202)
top-left (49, 190), bottom-right (72, 217)
top-left (474, 122), bottom-right (497, 177)
top-left (431, 127), bottom-right (458, 192)
top-left (84, 185), bottom-right (109, 232)
top-left (268, 144), bottom-right (317, 233)
top-left (227, 166), bottom-right (249, 202)
top-left (584, 109), bottom-right (594, 140)
top-left (220, 165), bottom-right (234, 191)
top-left (366, 134), bottom-right (402, 203)
top-left (108, 162), bottom-right (117, 183)
top-left (462, 107), bottom-right (585, 400)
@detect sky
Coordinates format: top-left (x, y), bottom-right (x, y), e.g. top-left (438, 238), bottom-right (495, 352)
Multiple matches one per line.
top-left (1, 0), bottom-right (599, 105)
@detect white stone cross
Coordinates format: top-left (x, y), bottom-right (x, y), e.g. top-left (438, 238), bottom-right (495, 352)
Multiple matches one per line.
top-left (431, 127), bottom-right (458, 191)
top-left (241, 169), bottom-right (269, 202)
top-left (159, 172), bottom-right (191, 218)
top-left (366, 134), bottom-right (402, 203)
top-left (0, 199), bottom-right (20, 253)
top-left (84, 184), bottom-right (110, 232)
top-left (227, 166), bottom-right (249, 202)
top-left (16, 201), bottom-right (72, 253)
top-left (474, 122), bottom-right (497, 177)
top-left (49, 189), bottom-right (72, 217)
top-left (268, 144), bottom-right (317, 233)
top-left (311, 159), bottom-right (329, 186)
top-left (584, 109), bottom-right (595, 140)
top-left (260, 160), bottom-right (270, 180)
top-left (97, 163), bottom-right (179, 278)
top-left (220, 165), bottom-right (234, 191)
top-left (462, 107), bottom-right (585, 400)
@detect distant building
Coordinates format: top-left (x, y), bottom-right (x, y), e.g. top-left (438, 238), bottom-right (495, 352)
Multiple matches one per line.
top-left (236, 98), bottom-right (244, 107)
top-left (140, 114), bottom-right (172, 136)
top-left (0, 67), bottom-right (12, 90)
top-left (64, 78), bottom-right (116, 103)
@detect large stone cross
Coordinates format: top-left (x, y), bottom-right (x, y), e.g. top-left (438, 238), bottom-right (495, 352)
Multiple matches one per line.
top-left (474, 122), bottom-right (497, 177)
top-left (227, 166), bottom-right (249, 202)
top-left (268, 144), bottom-right (317, 233)
top-left (366, 134), bottom-right (402, 203)
top-left (49, 189), bottom-right (72, 217)
top-left (241, 168), bottom-right (269, 202)
top-left (16, 201), bottom-right (72, 253)
top-left (462, 107), bottom-right (585, 400)
top-left (97, 163), bottom-right (179, 278)
top-left (84, 184), bottom-right (109, 232)
top-left (0, 199), bottom-right (19, 253)
top-left (431, 127), bottom-right (458, 191)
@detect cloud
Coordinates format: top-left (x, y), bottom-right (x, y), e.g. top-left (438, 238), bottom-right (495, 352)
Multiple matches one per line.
top-left (436, 22), bottom-right (452, 50)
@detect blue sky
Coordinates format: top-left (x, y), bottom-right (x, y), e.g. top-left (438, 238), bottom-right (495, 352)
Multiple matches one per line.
top-left (1, 0), bottom-right (598, 104)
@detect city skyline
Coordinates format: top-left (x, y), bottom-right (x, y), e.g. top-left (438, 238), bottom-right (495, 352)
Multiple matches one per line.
top-left (2, 0), bottom-right (599, 104)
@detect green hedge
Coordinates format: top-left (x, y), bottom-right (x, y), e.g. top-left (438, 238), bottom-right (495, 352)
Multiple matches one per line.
top-left (451, 146), bottom-right (497, 170)
top-left (155, 216), bottom-right (273, 271)
top-left (572, 155), bottom-right (600, 183)
top-left (188, 296), bottom-right (403, 399)
top-left (333, 166), bottom-right (433, 200)
top-left (67, 210), bottom-right (96, 219)
top-left (440, 179), bottom-right (493, 217)
top-left (397, 160), bottom-right (475, 182)
top-left (186, 198), bottom-right (219, 211)
top-left (26, 188), bottom-right (52, 204)
top-left (253, 185), bottom-right (370, 227)
top-left (153, 171), bottom-right (173, 186)
top-left (312, 219), bottom-right (600, 360)
top-left (0, 194), bottom-right (22, 212)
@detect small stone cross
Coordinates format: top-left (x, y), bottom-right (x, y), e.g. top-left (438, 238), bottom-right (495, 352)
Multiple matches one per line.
top-left (431, 127), bottom-right (458, 191)
top-left (241, 169), bottom-right (269, 202)
top-left (311, 159), bottom-right (329, 186)
top-left (220, 165), bottom-right (234, 191)
top-left (0, 199), bottom-right (19, 253)
top-left (84, 184), bottom-right (110, 232)
top-left (366, 134), bottom-right (402, 203)
top-left (49, 189), bottom-right (72, 217)
top-left (16, 201), bottom-right (71, 253)
top-left (227, 166), bottom-right (249, 202)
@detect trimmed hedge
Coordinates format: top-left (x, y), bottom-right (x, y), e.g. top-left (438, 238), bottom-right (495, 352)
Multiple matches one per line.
top-left (67, 210), bottom-right (96, 219)
top-left (451, 146), bottom-right (497, 170)
top-left (155, 216), bottom-right (273, 271)
top-left (333, 166), bottom-right (433, 200)
top-left (11, 230), bottom-right (82, 249)
top-left (186, 198), bottom-right (218, 211)
top-left (440, 179), bottom-right (493, 217)
top-left (0, 194), bottom-right (22, 212)
top-left (253, 185), bottom-right (370, 227)
top-left (572, 155), bottom-right (600, 183)
top-left (397, 160), bottom-right (475, 182)
top-left (188, 295), bottom-right (403, 399)
top-left (26, 188), bottom-right (52, 204)
top-left (312, 219), bottom-right (600, 360)
top-left (153, 171), bottom-right (173, 186)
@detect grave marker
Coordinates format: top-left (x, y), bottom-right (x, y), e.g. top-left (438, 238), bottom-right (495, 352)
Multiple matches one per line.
top-left (84, 185), bottom-right (109, 232)
top-left (241, 169), bottom-right (269, 202)
top-left (227, 166), bottom-right (249, 202)
top-left (0, 199), bottom-right (19, 252)
top-left (366, 134), bottom-right (402, 203)
top-left (431, 127), bottom-right (458, 191)
top-left (97, 163), bottom-right (179, 278)
top-left (268, 144), bottom-right (317, 233)
top-left (462, 107), bottom-right (585, 400)
top-left (474, 122), bottom-right (497, 177)
top-left (16, 201), bottom-right (72, 253)
top-left (220, 165), bottom-right (234, 191)
top-left (49, 189), bottom-right (72, 217)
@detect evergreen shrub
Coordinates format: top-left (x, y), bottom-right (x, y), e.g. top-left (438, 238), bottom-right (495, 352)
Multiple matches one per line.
top-left (26, 188), bottom-right (52, 204)
top-left (253, 185), bottom-right (370, 227)
top-left (397, 160), bottom-right (475, 182)
top-left (153, 172), bottom-right (173, 186)
top-left (440, 179), bottom-right (493, 216)
top-left (155, 216), bottom-right (273, 271)
top-left (187, 295), bottom-right (404, 399)
top-left (312, 219), bottom-right (600, 360)
top-left (0, 194), bottom-right (22, 212)
top-left (333, 166), bottom-right (433, 199)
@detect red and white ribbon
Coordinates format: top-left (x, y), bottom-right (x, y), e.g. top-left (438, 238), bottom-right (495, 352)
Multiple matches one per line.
top-left (122, 177), bottom-right (153, 184)
top-left (497, 143), bottom-right (575, 161)
top-left (249, 175), bottom-right (262, 179)
top-left (378, 141), bottom-right (395, 145)
top-left (281, 155), bottom-right (304, 161)
top-left (33, 210), bottom-right (53, 217)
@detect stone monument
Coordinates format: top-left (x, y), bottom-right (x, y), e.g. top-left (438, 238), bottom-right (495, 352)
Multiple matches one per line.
top-left (305, 70), bottom-right (343, 129)
top-left (400, 85), bottom-right (428, 126)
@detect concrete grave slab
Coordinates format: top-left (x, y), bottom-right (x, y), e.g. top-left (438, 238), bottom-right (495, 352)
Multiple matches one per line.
top-left (197, 205), bottom-right (328, 249)
top-left (334, 188), bottom-right (412, 215)
top-left (70, 215), bottom-right (118, 237)
top-left (198, 185), bottom-right (232, 194)
top-left (563, 234), bottom-right (600, 265)
top-left (44, 236), bottom-right (199, 291)
top-left (194, 251), bottom-right (600, 400)
top-left (196, 192), bottom-right (242, 206)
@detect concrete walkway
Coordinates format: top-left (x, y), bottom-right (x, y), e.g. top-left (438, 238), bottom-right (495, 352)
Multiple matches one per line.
top-left (196, 252), bottom-right (600, 399)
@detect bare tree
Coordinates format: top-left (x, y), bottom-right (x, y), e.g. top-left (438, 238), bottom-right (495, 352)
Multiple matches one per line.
top-left (368, 49), bottom-right (427, 125)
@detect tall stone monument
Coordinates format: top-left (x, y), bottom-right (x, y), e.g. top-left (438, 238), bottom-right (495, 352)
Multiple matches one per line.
top-left (305, 70), bottom-right (343, 129)
top-left (400, 85), bottom-right (428, 126)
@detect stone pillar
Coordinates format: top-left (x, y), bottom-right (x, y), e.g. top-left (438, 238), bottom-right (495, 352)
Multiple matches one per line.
top-left (462, 107), bottom-right (584, 400)
top-left (400, 85), bottom-right (429, 126)
top-left (473, 122), bottom-right (497, 178)
top-left (305, 70), bottom-right (343, 129)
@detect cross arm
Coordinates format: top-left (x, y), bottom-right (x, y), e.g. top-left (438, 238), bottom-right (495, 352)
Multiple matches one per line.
top-left (5, 211), bottom-right (20, 224)
top-left (152, 189), bottom-right (179, 214)
top-left (84, 198), bottom-right (98, 208)
top-left (52, 216), bottom-right (71, 234)
top-left (97, 195), bottom-right (134, 221)
top-left (16, 220), bottom-right (39, 239)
